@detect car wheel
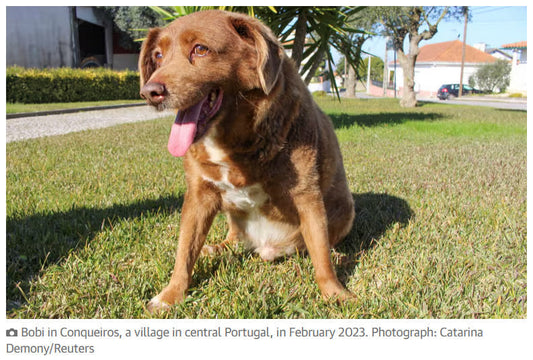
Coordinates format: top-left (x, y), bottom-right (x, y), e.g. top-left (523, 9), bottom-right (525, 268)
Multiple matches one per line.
top-left (80, 56), bottom-right (102, 69)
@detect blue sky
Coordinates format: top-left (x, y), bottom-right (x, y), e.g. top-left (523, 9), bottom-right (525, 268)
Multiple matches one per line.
top-left (361, 6), bottom-right (527, 61)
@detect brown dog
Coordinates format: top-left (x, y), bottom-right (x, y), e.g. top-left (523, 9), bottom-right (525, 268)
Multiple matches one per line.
top-left (139, 10), bottom-right (355, 312)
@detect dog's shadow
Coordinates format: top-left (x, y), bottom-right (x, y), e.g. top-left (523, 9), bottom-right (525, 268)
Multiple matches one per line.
top-left (7, 191), bottom-right (411, 312)
top-left (6, 195), bottom-right (184, 312)
top-left (335, 192), bottom-right (414, 281)
top-left (195, 192), bottom-right (413, 290)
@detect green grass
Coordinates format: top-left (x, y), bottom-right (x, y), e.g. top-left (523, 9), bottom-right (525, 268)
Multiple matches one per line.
top-left (6, 98), bottom-right (526, 319)
top-left (6, 100), bottom-right (143, 114)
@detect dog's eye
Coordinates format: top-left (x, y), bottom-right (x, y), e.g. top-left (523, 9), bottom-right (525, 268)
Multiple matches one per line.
top-left (193, 44), bottom-right (209, 57)
top-left (154, 52), bottom-right (163, 63)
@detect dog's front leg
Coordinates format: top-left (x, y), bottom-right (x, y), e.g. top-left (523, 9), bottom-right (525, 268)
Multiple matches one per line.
top-left (295, 193), bottom-right (353, 301)
top-left (148, 188), bottom-right (220, 312)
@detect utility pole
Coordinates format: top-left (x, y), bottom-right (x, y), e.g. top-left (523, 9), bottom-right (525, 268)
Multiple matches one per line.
top-left (459, 6), bottom-right (468, 97)
top-left (383, 38), bottom-right (388, 96)
top-left (344, 55), bottom-right (347, 82)
top-left (366, 55), bottom-right (372, 95)
top-left (394, 48), bottom-right (396, 99)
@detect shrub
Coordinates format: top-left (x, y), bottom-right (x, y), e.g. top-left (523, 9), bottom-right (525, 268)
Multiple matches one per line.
top-left (312, 90), bottom-right (328, 98)
top-left (6, 66), bottom-right (140, 104)
top-left (469, 60), bottom-right (511, 93)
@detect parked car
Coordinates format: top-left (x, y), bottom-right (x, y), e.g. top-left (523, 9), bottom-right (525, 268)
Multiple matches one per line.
top-left (437, 84), bottom-right (482, 100)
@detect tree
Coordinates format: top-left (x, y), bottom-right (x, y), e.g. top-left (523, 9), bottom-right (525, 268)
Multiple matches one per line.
top-left (148, 5), bottom-right (266, 19)
top-left (359, 56), bottom-right (385, 83)
top-left (98, 7), bottom-right (167, 51)
top-left (266, 6), bottom-right (367, 94)
top-left (336, 55), bottom-right (384, 81)
top-left (336, 54), bottom-right (384, 94)
top-left (369, 6), bottom-right (466, 107)
top-left (336, 7), bottom-right (380, 98)
top-left (469, 60), bottom-right (511, 93)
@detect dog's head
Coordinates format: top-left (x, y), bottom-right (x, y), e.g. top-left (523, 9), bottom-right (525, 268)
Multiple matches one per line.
top-left (139, 11), bottom-right (284, 157)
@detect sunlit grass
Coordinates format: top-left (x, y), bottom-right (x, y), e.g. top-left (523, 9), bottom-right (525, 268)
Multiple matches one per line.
top-left (6, 98), bottom-right (526, 318)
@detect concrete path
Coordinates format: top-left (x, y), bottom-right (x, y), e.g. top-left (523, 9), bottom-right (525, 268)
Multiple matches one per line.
top-left (6, 105), bottom-right (175, 143)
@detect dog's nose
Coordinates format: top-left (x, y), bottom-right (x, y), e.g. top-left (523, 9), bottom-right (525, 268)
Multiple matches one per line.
top-left (140, 81), bottom-right (166, 105)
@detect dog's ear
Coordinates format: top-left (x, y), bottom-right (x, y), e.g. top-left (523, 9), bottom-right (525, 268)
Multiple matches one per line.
top-left (230, 16), bottom-right (284, 95)
top-left (138, 28), bottom-right (161, 88)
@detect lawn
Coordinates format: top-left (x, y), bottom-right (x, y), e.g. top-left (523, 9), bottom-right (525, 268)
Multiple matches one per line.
top-left (6, 98), bottom-right (526, 319)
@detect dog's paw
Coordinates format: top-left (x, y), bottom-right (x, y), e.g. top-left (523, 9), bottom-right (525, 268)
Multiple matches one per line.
top-left (146, 286), bottom-right (185, 313)
top-left (200, 238), bottom-right (235, 257)
top-left (320, 280), bottom-right (356, 303)
top-left (330, 289), bottom-right (356, 302)
top-left (200, 244), bottom-right (223, 256)
top-left (146, 295), bottom-right (171, 313)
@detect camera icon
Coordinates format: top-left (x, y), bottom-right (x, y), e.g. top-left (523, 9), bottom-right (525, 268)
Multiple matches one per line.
top-left (6, 328), bottom-right (18, 337)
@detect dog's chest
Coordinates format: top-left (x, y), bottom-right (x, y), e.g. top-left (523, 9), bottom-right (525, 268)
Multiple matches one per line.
top-left (209, 171), bottom-right (269, 211)
top-left (201, 136), bottom-right (268, 211)
top-left (200, 136), bottom-right (300, 260)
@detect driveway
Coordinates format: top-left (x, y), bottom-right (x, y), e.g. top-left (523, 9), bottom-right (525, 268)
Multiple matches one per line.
top-left (6, 105), bottom-right (175, 143)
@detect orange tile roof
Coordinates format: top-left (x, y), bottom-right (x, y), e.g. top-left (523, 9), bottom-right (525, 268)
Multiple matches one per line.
top-left (501, 41), bottom-right (527, 49)
top-left (416, 40), bottom-right (497, 64)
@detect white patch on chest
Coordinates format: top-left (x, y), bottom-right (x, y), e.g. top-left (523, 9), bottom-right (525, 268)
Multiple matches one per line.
top-left (201, 135), bottom-right (300, 260)
top-left (203, 135), bottom-right (269, 210)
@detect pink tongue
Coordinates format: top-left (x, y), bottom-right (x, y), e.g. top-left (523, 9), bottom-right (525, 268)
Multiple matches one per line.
top-left (167, 98), bottom-right (206, 157)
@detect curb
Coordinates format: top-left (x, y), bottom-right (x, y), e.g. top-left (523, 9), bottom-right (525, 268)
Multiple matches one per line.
top-left (451, 96), bottom-right (527, 104)
top-left (7, 102), bottom-right (146, 119)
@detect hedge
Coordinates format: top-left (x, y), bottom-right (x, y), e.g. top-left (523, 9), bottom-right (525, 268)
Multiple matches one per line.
top-left (6, 66), bottom-right (141, 104)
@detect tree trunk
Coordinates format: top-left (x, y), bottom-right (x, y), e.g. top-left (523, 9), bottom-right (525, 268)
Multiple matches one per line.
top-left (291, 11), bottom-right (308, 70)
top-left (345, 65), bottom-right (356, 98)
top-left (397, 37), bottom-right (420, 108)
top-left (383, 40), bottom-right (388, 96)
top-left (399, 55), bottom-right (417, 107)
top-left (303, 48), bottom-right (325, 85)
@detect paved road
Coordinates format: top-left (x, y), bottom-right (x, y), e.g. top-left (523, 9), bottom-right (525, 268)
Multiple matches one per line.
top-left (418, 96), bottom-right (527, 111)
top-left (353, 92), bottom-right (527, 111)
top-left (6, 105), bottom-right (175, 143)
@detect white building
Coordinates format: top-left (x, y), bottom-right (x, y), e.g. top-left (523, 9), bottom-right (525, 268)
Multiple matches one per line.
top-left (392, 40), bottom-right (498, 98)
top-left (474, 43), bottom-right (514, 62)
top-left (501, 41), bottom-right (527, 95)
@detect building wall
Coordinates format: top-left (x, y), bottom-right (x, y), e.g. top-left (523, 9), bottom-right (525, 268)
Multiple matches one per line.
top-left (489, 51), bottom-right (512, 61)
top-left (508, 63), bottom-right (527, 94)
top-left (6, 7), bottom-right (76, 68)
top-left (394, 62), bottom-right (488, 98)
top-left (506, 50), bottom-right (527, 94)
top-left (113, 54), bottom-right (139, 71)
